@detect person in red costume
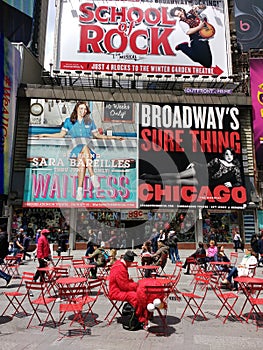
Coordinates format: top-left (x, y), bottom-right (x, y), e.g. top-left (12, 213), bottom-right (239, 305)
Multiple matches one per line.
top-left (109, 250), bottom-right (138, 309)
top-left (33, 229), bottom-right (51, 282)
top-left (109, 250), bottom-right (165, 329)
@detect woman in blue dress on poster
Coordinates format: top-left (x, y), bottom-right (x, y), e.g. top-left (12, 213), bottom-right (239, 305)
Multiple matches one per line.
top-left (37, 101), bottom-right (123, 201)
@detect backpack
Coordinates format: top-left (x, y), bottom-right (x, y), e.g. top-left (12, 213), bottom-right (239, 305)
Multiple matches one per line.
top-left (121, 302), bottom-right (142, 331)
top-left (102, 250), bottom-right (109, 260)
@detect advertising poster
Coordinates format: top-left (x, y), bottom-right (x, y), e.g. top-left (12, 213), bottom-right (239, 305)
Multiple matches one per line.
top-left (234, 0), bottom-right (263, 52)
top-left (0, 34), bottom-right (21, 195)
top-left (58, 0), bottom-right (230, 77)
top-left (138, 103), bottom-right (247, 209)
top-left (23, 100), bottom-right (137, 208)
top-left (250, 58), bottom-right (263, 164)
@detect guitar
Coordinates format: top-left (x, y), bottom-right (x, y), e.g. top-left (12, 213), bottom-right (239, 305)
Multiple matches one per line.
top-left (199, 18), bottom-right (216, 39)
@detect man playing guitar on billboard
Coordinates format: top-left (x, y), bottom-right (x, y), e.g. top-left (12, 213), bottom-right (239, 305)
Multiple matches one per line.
top-left (170, 4), bottom-right (215, 68)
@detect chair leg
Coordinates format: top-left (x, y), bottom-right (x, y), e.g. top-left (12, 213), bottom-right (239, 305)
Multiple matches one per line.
top-left (2, 294), bottom-right (29, 318)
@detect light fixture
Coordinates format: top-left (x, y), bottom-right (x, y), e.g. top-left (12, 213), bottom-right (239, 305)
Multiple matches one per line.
top-left (30, 101), bottom-right (43, 116)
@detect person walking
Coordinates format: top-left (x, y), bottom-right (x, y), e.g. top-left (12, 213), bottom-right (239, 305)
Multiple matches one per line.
top-left (233, 228), bottom-right (243, 252)
top-left (32, 229), bottom-right (41, 261)
top-left (0, 225), bottom-right (12, 286)
top-left (167, 230), bottom-right (180, 263)
top-left (22, 232), bottom-right (31, 261)
top-left (33, 229), bottom-right (51, 282)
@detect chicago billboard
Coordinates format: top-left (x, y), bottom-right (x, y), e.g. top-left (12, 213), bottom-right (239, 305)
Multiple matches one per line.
top-left (57, 0), bottom-right (230, 77)
top-left (138, 103), bottom-right (247, 209)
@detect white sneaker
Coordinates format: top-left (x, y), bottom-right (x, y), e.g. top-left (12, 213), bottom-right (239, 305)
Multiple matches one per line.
top-left (91, 175), bottom-right (100, 189)
top-left (76, 187), bottom-right (83, 201)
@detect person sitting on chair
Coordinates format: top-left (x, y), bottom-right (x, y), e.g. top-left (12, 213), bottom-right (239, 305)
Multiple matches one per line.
top-left (109, 250), bottom-right (139, 317)
top-left (182, 241), bottom-right (206, 275)
top-left (206, 240), bottom-right (218, 262)
top-left (87, 242), bottom-right (107, 279)
top-left (151, 241), bottom-right (169, 271)
top-left (141, 241), bottom-right (153, 266)
top-left (222, 248), bottom-right (257, 291)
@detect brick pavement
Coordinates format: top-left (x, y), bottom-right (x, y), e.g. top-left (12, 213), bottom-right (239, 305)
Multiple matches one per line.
top-left (0, 249), bottom-right (262, 350)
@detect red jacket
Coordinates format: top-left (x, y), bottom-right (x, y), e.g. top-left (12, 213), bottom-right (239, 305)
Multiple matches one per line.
top-left (37, 234), bottom-right (50, 259)
top-left (109, 260), bottom-right (137, 304)
top-left (109, 260), bottom-right (165, 325)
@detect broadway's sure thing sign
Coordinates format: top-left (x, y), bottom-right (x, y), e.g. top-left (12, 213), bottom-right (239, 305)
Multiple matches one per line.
top-left (138, 103), bottom-right (247, 209)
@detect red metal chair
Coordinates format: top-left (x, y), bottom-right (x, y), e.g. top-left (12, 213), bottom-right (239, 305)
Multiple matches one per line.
top-left (230, 252), bottom-right (238, 266)
top-left (246, 296), bottom-right (263, 330)
top-left (181, 275), bottom-right (211, 323)
top-left (25, 281), bottom-right (57, 331)
top-left (248, 263), bottom-right (257, 277)
top-left (2, 271), bottom-right (34, 318)
top-left (87, 277), bottom-right (104, 297)
top-left (102, 277), bottom-right (124, 325)
top-left (53, 266), bottom-right (70, 279)
top-left (209, 274), bottom-right (243, 324)
top-left (58, 284), bottom-right (97, 338)
top-left (159, 262), bottom-right (183, 301)
top-left (52, 255), bottom-right (74, 267)
top-left (3, 254), bottom-right (23, 278)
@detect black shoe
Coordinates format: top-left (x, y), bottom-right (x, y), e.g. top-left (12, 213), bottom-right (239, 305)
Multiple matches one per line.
top-left (175, 42), bottom-right (188, 51)
top-left (6, 276), bottom-right (12, 286)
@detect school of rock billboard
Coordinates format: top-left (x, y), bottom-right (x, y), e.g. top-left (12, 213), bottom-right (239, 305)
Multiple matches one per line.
top-left (57, 0), bottom-right (230, 77)
top-left (23, 100), bottom-right (247, 210)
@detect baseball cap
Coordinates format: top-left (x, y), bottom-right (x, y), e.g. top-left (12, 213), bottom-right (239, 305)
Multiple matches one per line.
top-left (123, 250), bottom-right (137, 262)
top-left (41, 229), bottom-right (50, 234)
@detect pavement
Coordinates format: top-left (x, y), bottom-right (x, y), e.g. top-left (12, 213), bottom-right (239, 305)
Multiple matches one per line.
top-left (0, 248), bottom-right (262, 350)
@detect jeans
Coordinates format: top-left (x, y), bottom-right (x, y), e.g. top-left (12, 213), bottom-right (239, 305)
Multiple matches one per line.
top-left (0, 269), bottom-right (11, 282)
top-left (169, 246), bottom-right (180, 263)
top-left (226, 266), bottom-right (238, 288)
top-left (33, 258), bottom-right (48, 282)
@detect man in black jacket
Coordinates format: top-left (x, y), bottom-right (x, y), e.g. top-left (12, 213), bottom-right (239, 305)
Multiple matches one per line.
top-left (0, 225), bottom-right (12, 286)
top-left (182, 242), bottom-right (206, 275)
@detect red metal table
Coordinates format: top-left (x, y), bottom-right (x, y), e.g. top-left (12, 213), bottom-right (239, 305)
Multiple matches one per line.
top-left (209, 261), bottom-right (231, 281)
top-left (234, 276), bottom-right (263, 322)
top-left (136, 265), bottom-right (159, 279)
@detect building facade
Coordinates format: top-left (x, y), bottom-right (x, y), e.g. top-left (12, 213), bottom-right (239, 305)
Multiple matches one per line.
top-left (2, 0), bottom-right (263, 249)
